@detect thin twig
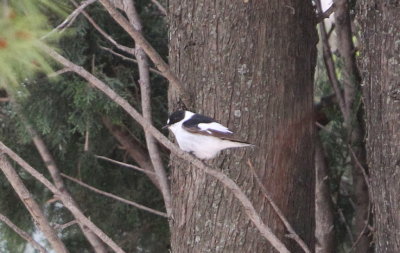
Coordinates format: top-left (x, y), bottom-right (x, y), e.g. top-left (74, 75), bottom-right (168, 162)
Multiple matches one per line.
top-left (18, 114), bottom-right (108, 253)
top-left (68, 0), bottom-right (136, 56)
top-left (54, 220), bottom-right (78, 231)
top-left (98, 0), bottom-right (191, 106)
top-left (247, 160), bottom-right (311, 253)
top-left (95, 155), bottom-right (155, 175)
top-left (348, 146), bottom-right (372, 251)
top-left (316, 3), bottom-right (336, 23)
top-left (99, 46), bottom-right (164, 76)
top-left (47, 68), bottom-right (71, 78)
top-left (42, 44), bottom-right (290, 253)
top-left (61, 173), bottom-right (168, 218)
top-left (150, 0), bottom-right (167, 16)
top-left (42, 0), bottom-right (97, 39)
top-left (315, 0), bottom-right (347, 119)
top-left (0, 142), bottom-right (126, 253)
top-left (348, 146), bottom-right (371, 190)
top-left (122, 0), bottom-right (172, 218)
top-left (0, 212), bottom-right (48, 253)
top-left (337, 205), bottom-right (355, 243)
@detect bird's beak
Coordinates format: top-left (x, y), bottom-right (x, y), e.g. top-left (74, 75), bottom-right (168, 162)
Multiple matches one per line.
top-left (162, 124), bottom-right (169, 130)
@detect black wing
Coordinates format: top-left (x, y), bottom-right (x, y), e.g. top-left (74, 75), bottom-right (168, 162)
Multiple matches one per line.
top-left (182, 114), bottom-right (249, 144)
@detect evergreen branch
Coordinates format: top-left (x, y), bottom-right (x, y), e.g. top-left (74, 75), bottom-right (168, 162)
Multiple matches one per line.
top-left (61, 173), bottom-right (168, 218)
top-left (247, 160), bottom-right (311, 253)
top-left (42, 44), bottom-right (291, 253)
top-left (122, 0), bottom-right (172, 217)
top-left (0, 154), bottom-right (69, 253)
top-left (0, 142), bottom-right (126, 253)
top-left (0, 212), bottom-right (48, 253)
top-left (98, 0), bottom-right (192, 107)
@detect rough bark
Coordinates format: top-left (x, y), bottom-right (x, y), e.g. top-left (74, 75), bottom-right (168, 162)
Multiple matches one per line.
top-left (358, 1), bottom-right (400, 252)
top-left (168, 1), bottom-right (317, 252)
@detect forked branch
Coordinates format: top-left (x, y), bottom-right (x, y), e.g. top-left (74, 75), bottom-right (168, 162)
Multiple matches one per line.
top-left (42, 44), bottom-right (290, 253)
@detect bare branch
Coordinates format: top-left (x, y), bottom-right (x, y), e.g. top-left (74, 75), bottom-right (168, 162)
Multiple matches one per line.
top-left (316, 3), bottom-right (335, 23)
top-left (348, 147), bottom-right (371, 191)
top-left (61, 173), bottom-right (168, 218)
top-left (121, 0), bottom-right (172, 217)
top-left (248, 160), bottom-right (311, 253)
top-left (0, 142), bottom-right (126, 253)
top-left (41, 44), bottom-right (290, 253)
top-left (0, 212), bottom-right (48, 253)
top-left (150, 0), bottom-right (167, 16)
top-left (47, 68), bottom-right (71, 78)
top-left (42, 0), bottom-right (97, 39)
top-left (21, 119), bottom-right (108, 253)
top-left (98, 0), bottom-right (191, 106)
top-left (101, 117), bottom-right (161, 189)
top-left (95, 155), bottom-right (155, 175)
top-left (315, 0), bottom-right (347, 119)
top-left (99, 46), bottom-right (164, 76)
top-left (54, 220), bottom-right (78, 231)
top-left (68, 0), bottom-right (136, 56)
top-left (0, 154), bottom-right (69, 253)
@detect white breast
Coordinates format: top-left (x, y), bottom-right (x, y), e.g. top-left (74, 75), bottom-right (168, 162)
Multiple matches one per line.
top-left (169, 122), bottom-right (249, 159)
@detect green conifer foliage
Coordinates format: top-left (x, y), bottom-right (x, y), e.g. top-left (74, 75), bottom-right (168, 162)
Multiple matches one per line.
top-left (1, 0), bottom-right (169, 252)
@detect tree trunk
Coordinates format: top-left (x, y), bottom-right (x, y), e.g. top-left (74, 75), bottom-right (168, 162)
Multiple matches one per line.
top-left (168, 1), bottom-right (317, 252)
top-left (358, 1), bottom-right (400, 252)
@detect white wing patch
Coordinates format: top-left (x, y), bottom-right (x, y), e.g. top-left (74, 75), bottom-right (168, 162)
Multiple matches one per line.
top-left (198, 122), bottom-right (233, 134)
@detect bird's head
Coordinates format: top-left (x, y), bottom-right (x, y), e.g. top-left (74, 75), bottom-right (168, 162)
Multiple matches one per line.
top-left (163, 110), bottom-right (187, 129)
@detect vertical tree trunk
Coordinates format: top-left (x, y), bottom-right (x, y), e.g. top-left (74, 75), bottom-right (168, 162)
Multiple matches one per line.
top-left (358, 1), bottom-right (400, 252)
top-left (168, 1), bottom-right (317, 252)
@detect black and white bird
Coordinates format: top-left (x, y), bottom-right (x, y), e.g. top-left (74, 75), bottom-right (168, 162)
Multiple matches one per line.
top-left (164, 110), bottom-right (252, 159)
